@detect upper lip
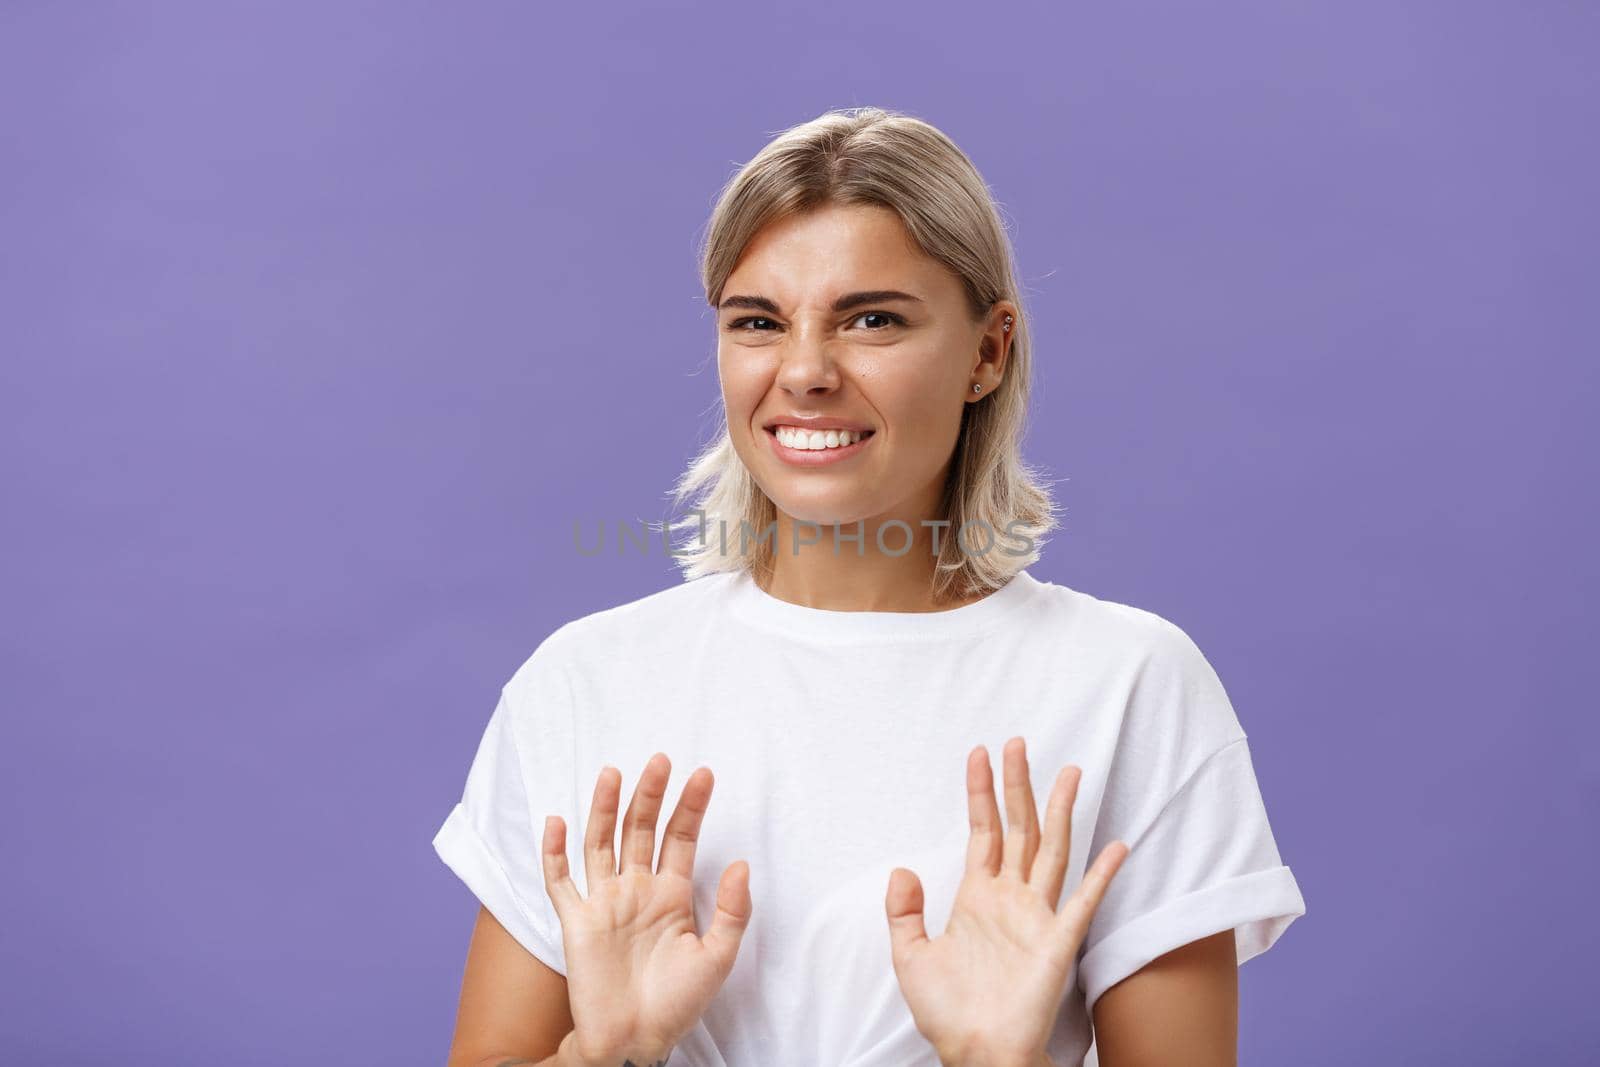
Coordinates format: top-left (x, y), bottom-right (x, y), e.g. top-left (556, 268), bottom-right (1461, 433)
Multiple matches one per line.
top-left (762, 414), bottom-right (875, 433)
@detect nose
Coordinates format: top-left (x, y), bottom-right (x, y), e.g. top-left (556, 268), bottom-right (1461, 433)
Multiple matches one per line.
top-left (774, 333), bottom-right (842, 398)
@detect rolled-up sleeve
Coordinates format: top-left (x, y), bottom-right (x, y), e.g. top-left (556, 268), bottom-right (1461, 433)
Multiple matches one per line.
top-left (432, 641), bottom-right (576, 976)
top-left (1076, 737), bottom-right (1305, 1011)
top-left (1076, 618), bottom-right (1306, 1013)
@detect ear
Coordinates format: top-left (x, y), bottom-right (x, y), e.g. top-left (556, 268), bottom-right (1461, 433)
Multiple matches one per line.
top-left (969, 302), bottom-right (1018, 401)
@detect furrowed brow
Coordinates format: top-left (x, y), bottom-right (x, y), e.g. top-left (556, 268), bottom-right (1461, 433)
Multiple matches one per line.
top-left (717, 290), bottom-right (925, 314)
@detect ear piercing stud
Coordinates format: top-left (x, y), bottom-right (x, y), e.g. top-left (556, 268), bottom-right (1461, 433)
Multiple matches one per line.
top-left (976, 314), bottom-right (1012, 395)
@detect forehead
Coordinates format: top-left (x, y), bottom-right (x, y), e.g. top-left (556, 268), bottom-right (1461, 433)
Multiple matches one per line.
top-left (723, 203), bottom-right (951, 304)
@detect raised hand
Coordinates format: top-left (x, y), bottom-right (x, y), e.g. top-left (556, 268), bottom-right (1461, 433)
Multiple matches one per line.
top-left (542, 753), bottom-right (752, 1067)
top-left (885, 737), bottom-right (1129, 1067)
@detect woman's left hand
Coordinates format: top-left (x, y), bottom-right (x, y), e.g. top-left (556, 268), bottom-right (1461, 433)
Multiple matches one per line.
top-left (884, 736), bottom-right (1130, 1067)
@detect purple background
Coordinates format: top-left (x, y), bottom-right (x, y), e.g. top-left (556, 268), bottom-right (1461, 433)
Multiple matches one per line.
top-left (2, 2), bottom-right (1594, 1064)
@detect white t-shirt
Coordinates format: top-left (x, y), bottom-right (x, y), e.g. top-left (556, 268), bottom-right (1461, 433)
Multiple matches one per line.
top-left (432, 567), bottom-right (1306, 1066)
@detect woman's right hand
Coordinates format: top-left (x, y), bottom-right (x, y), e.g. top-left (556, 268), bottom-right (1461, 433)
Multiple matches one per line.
top-left (542, 753), bottom-right (752, 1067)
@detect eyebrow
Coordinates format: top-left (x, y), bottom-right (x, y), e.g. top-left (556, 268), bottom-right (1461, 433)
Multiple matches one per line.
top-left (717, 289), bottom-right (925, 314)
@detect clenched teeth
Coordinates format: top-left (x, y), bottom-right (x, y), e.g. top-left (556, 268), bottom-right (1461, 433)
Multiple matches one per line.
top-left (774, 427), bottom-right (870, 450)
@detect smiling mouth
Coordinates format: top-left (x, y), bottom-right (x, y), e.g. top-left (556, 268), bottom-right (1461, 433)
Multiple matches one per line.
top-left (764, 425), bottom-right (877, 464)
top-left (765, 426), bottom-right (876, 451)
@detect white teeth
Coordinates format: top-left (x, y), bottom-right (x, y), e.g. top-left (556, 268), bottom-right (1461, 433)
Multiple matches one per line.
top-left (775, 426), bottom-right (865, 450)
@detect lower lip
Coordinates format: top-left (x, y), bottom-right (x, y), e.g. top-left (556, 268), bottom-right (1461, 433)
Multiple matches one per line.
top-left (765, 428), bottom-right (875, 466)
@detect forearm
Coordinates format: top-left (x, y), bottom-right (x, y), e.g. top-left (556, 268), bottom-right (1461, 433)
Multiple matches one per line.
top-left (937, 1044), bottom-right (1057, 1067)
top-left (463, 1040), bottom-right (574, 1067)
top-left (467, 1032), bottom-right (670, 1067)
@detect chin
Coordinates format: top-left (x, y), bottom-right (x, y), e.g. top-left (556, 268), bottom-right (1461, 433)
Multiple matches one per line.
top-left (767, 491), bottom-right (882, 528)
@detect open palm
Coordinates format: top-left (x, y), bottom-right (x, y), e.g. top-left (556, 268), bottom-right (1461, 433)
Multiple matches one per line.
top-left (543, 753), bottom-right (752, 1067)
top-left (886, 737), bottom-right (1129, 1067)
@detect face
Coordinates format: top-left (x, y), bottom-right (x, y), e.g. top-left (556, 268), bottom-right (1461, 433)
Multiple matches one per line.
top-left (716, 202), bottom-right (1014, 531)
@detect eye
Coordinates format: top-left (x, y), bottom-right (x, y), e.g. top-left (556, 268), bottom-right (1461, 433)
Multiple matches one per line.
top-left (725, 316), bottom-right (781, 332)
top-left (853, 310), bottom-right (906, 330)
top-left (723, 311), bottom-right (907, 333)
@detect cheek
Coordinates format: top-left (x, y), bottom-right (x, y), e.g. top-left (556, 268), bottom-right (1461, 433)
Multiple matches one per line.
top-left (872, 365), bottom-right (961, 434)
top-left (717, 350), bottom-right (766, 411)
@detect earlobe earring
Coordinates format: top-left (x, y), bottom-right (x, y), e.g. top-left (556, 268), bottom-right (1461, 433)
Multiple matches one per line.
top-left (978, 314), bottom-right (1010, 397)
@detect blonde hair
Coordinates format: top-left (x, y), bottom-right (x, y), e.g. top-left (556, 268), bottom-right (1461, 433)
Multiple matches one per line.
top-left (665, 106), bottom-right (1060, 603)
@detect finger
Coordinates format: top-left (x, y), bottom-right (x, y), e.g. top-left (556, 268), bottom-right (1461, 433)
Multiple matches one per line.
top-left (700, 859), bottom-right (754, 980)
top-left (1000, 736), bottom-right (1042, 880)
top-left (657, 766), bottom-right (714, 879)
top-left (583, 765), bottom-right (623, 889)
top-left (619, 753), bottom-right (672, 874)
top-left (964, 745), bottom-right (1004, 877)
top-left (1054, 840), bottom-right (1130, 948)
top-left (1030, 764), bottom-right (1082, 907)
top-left (884, 867), bottom-right (930, 970)
top-left (541, 814), bottom-right (584, 920)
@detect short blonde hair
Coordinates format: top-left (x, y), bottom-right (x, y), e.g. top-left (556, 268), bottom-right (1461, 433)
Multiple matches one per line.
top-left (666, 106), bottom-right (1060, 603)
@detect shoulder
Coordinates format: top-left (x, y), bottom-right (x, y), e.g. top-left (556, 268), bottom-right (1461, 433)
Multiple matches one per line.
top-left (503, 571), bottom-right (736, 696)
top-left (1033, 579), bottom-right (1246, 752)
top-left (550, 570), bottom-right (733, 651)
top-left (1029, 577), bottom-right (1217, 677)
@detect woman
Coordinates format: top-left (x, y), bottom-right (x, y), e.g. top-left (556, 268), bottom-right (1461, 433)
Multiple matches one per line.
top-left (433, 106), bottom-right (1306, 1067)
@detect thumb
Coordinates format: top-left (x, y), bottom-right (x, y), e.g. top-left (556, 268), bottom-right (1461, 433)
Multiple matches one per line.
top-left (701, 860), bottom-right (754, 975)
top-left (884, 867), bottom-right (930, 966)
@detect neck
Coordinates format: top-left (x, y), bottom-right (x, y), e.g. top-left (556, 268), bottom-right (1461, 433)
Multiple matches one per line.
top-left (758, 511), bottom-right (981, 613)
